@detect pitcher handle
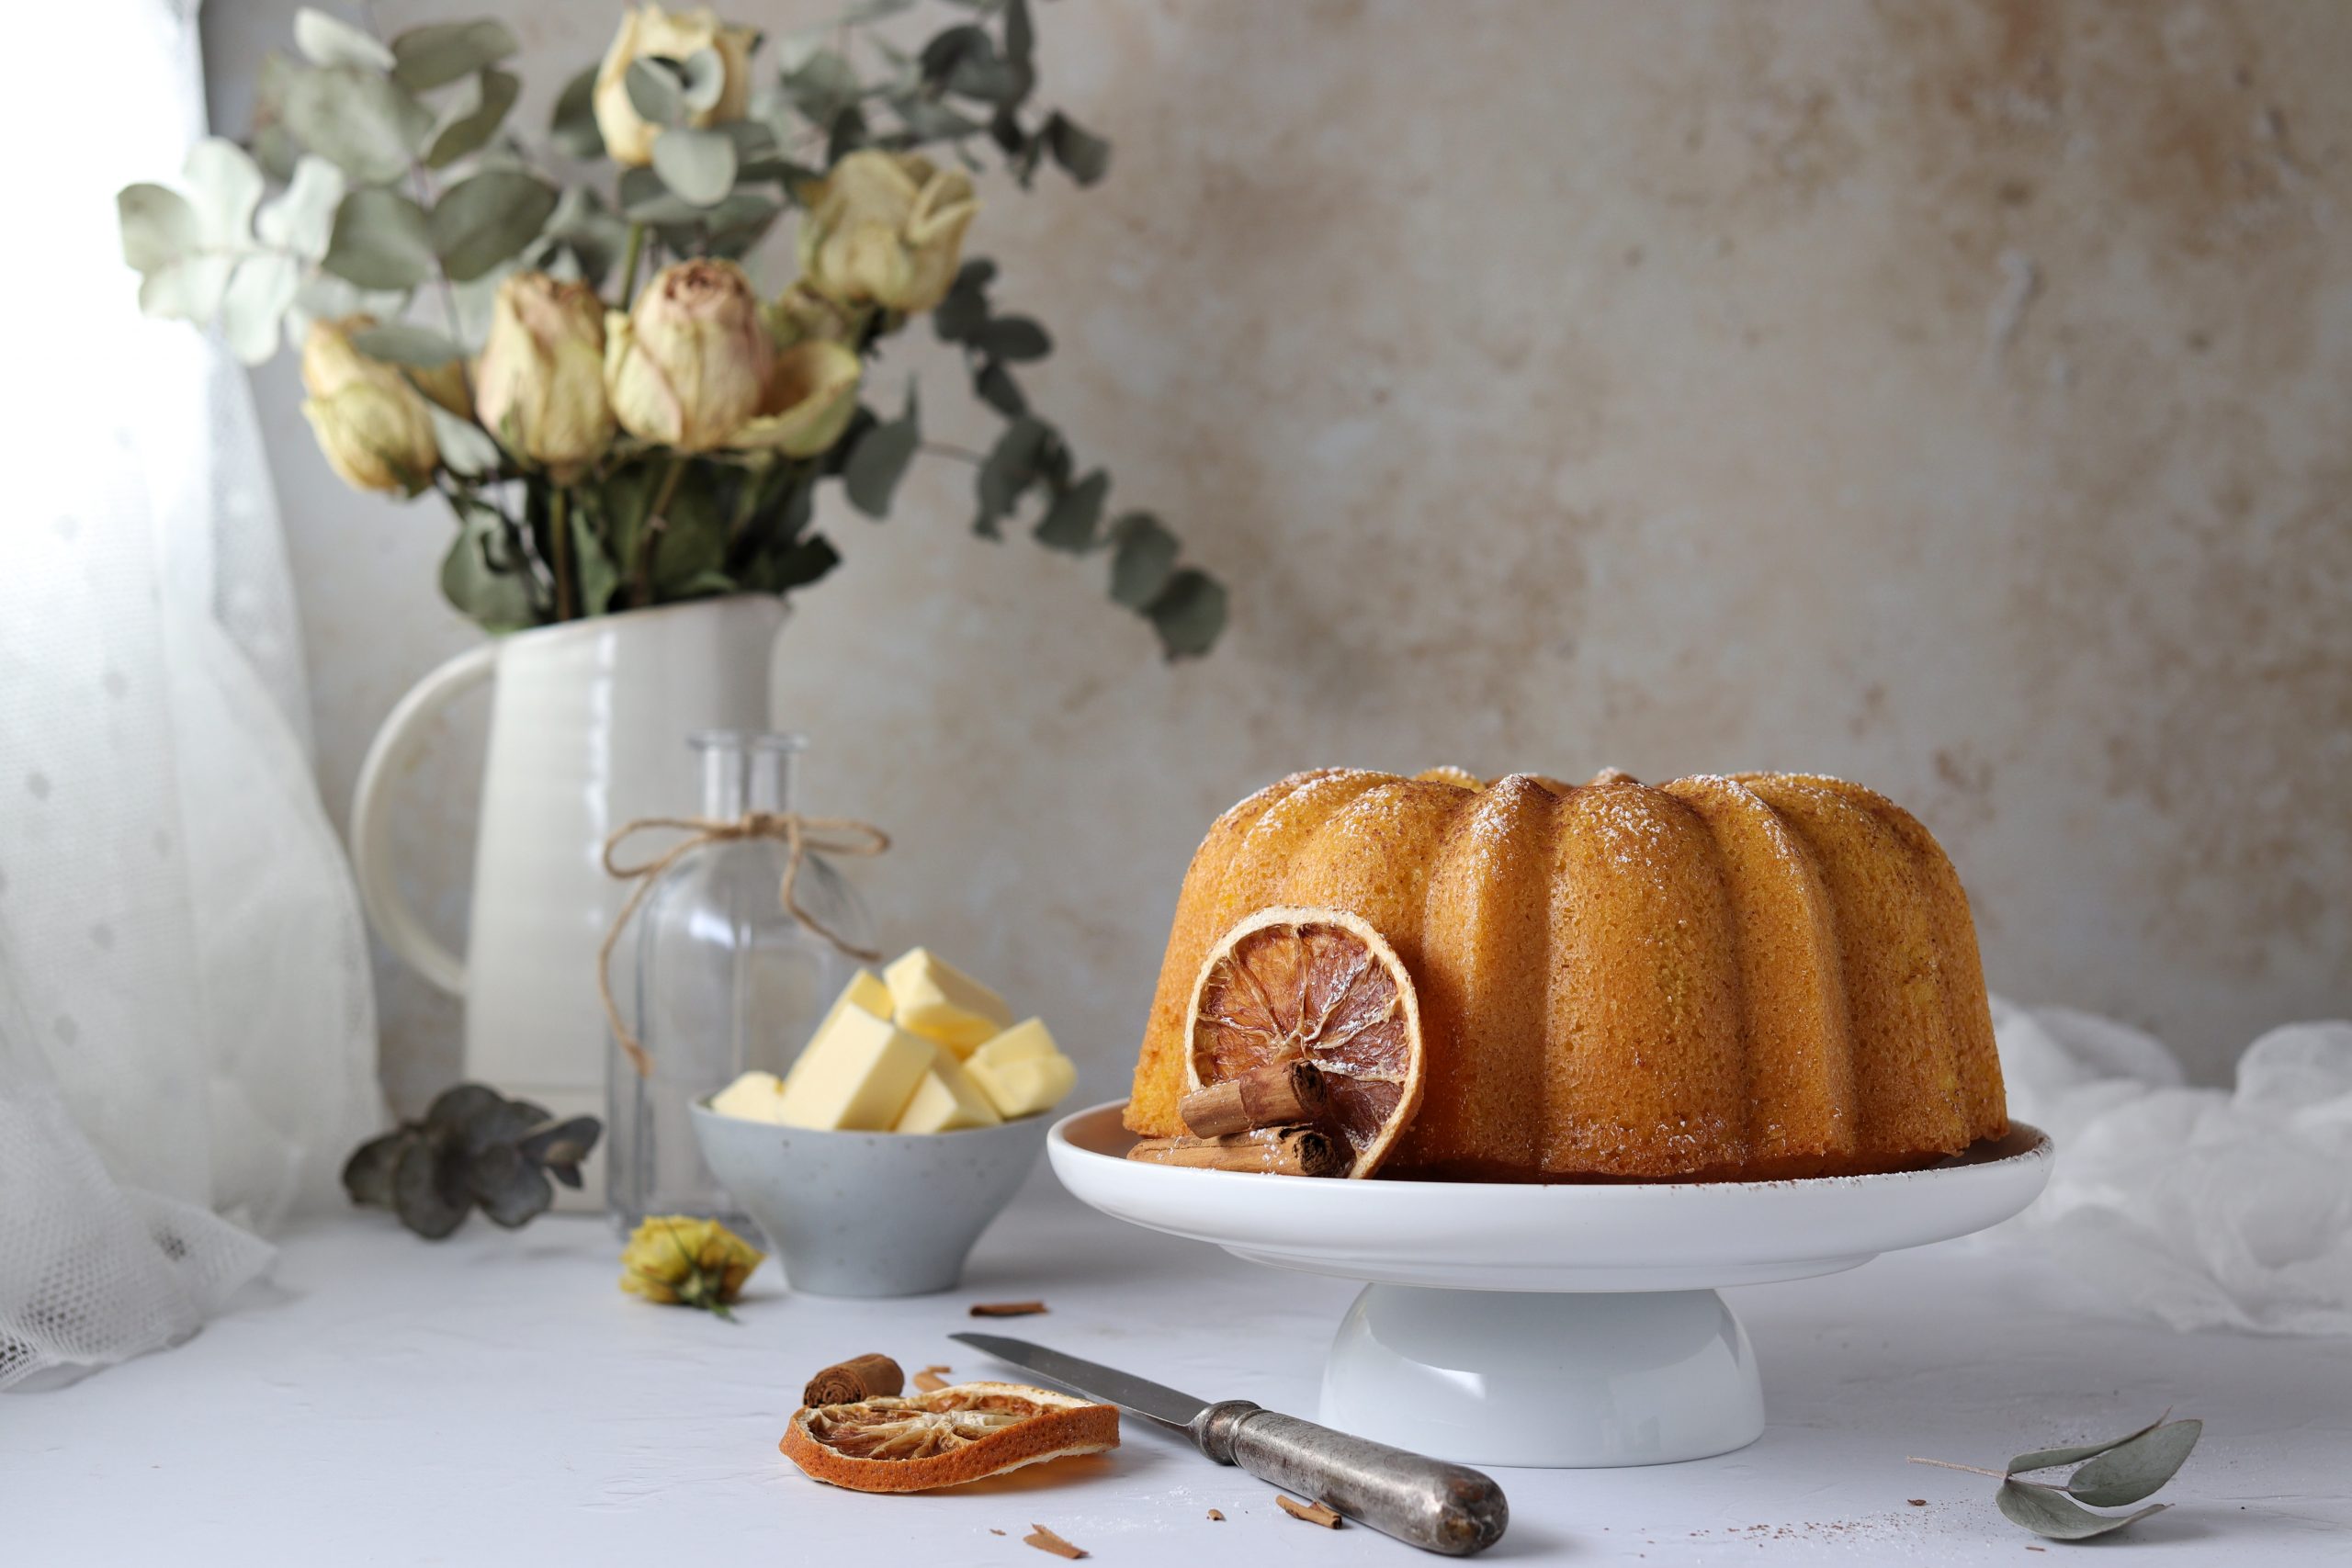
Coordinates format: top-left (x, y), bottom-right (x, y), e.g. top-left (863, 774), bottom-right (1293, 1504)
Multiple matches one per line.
top-left (349, 642), bottom-right (498, 997)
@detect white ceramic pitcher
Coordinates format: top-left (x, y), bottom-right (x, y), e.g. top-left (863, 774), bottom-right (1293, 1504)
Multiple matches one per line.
top-left (350, 595), bottom-right (786, 1201)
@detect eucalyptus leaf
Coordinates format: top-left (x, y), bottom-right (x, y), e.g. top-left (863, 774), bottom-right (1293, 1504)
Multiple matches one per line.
top-left (783, 49), bottom-right (861, 129)
top-left (893, 96), bottom-right (984, 143)
top-left (569, 511), bottom-right (620, 615)
top-left (1146, 569), bottom-right (1227, 660)
top-left (1995, 1483), bottom-right (2167, 1541)
top-left (390, 1134), bottom-right (469, 1239)
top-left (440, 502), bottom-right (537, 632)
top-left (1035, 468), bottom-right (1107, 553)
top-left (429, 170), bottom-right (558, 281)
top-left (1004, 0), bottom-right (1035, 68)
top-left (252, 53), bottom-right (305, 182)
top-left (516, 1114), bottom-right (603, 1169)
top-left (1107, 512), bottom-right (1178, 607)
top-left (341, 1128), bottom-right (412, 1208)
top-left (2008, 1413), bottom-right (2170, 1475)
top-left (766, 533), bottom-right (841, 592)
top-left (424, 67), bottom-right (519, 169)
top-left (118, 183), bottom-right (198, 274)
top-left (254, 155), bottom-right (346, 259)
top-left (536, 186), bottom-right (628, 287)
top-left (932, 259), bottom-right (992, 341)
top-left (842, 391), bottom-right (921, 518)
top-left (1045, 112), bottom-right (1111, 185)
top-left (550, 66), bottom-right (605, 159)
top-left (282, 64), bottom-right (434, 185)
top-left (973, 359), bottom-right (1025, 416)
top-left (294, 7), bottom-right (395, 73)
top-left (841, 0), bottom-right (918, 21)
top-left (467, 1145), bottom-right (554, 1228)
top-left (678, 48), bottom-right (729, 116)
top-left (976, 314), bottom-right (1050, 362)
top-left (2066, 1421), bottom-right (2201, 1508)
top-left (430, 407), bottom-right (502, 479)
top-left (626, 57), bottom-right (687, 129)
top-left (425, 1083), bottom-right (507, 1132)
top-left (390, 19), bottom-right (519, 94)
top-left (978, 413), bottom-right (1052, 524)
top-left (220, 254), bottom-right (301, 365)
top-left (826, 105), bottom-right (872, 164)
top-left (351, 321), bottom-right (467, 367)
top-left (184, 138), bottom-right (266, 248)
top-left (651, 126), bottom-right (739, 206)
top-left (138, 254), bottom-right (235, 323)
top-left (322, 186), bottom-right (433, 288)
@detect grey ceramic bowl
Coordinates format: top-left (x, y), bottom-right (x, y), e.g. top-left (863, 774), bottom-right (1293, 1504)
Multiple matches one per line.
top-left (688, 1100), bottom-right (1053, 1297)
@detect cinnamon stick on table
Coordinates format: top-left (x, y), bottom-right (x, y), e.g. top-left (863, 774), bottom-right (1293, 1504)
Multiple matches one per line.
top-left (1126, 1126), bottom-right (1346, 1178)
top-left (1180, 1060), bottom-right (1331, 1138)
top-left (802, 1352), bottom-right (904, 1407)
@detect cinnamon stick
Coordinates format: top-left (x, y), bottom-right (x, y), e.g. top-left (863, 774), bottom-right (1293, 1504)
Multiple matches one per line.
top-left (1126, 1126), bottom-right (1345, 1178)
top-left (1180, 1060), bottom-right (1330, 1138)
top-left (802, 1352), bottom-right (904, 1407)
top-left (1277, 1495), bottom-right (1343, 1529)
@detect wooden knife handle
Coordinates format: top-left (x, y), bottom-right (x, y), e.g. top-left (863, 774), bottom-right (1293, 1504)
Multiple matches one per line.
top-left (1192, 1401), bottom-right (1509, 1556)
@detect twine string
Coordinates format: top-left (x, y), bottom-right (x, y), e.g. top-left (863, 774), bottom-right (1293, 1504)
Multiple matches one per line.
top-left (596, 812), bottom-right (890, 1077)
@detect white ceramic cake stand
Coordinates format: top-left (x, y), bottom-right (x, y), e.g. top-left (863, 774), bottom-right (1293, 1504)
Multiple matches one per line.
top-left (1049, 1102), bottom-right (2052, 1469)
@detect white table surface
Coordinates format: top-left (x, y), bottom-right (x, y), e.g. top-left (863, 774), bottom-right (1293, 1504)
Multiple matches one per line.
top-left (6, 1174), bottom-right (2348, 1565)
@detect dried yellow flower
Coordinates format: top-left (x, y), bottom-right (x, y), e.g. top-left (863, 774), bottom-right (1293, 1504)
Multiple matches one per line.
top-left (619, 1215), bottom-right (766, 1319)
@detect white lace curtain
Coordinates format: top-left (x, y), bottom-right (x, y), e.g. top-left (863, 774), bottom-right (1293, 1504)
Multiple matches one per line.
top-left (0, 0), bottom-right (381, 1389)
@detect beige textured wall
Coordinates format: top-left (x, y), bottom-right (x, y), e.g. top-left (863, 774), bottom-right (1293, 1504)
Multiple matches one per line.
top-left (207, 0), bottom-right (2352, 1109)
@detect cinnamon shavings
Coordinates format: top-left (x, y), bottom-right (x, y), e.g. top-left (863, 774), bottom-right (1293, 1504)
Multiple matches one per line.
top-left (1024, 1523), bottom-right (1087, 1558)
top-left (913, 1363), bottom-right (951, 1393)
top-left (970, 1300), bottom-right (1048, 1317)
top-left (1205, 1508), bottom-right (1225, 1521)
top-left (1277, 1495), bottom-right (1342, 1529)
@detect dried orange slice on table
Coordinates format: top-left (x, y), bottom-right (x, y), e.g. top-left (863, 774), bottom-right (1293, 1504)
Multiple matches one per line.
top-left (1185, 905), bottom-right (1426, 1178)
top-left (781, 1382), bottom-right (1119, 1493)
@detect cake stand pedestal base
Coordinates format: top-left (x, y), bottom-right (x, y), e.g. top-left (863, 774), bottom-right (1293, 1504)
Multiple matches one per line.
top-left (1319, 1284), bottom-right (1764, 1468)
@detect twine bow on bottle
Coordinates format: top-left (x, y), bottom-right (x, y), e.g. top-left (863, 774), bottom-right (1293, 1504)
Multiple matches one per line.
top-left (596, 812), bottom-right (890, 1077)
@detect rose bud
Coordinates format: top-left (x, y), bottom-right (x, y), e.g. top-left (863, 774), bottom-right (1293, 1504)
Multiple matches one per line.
top-left (475, 273), bottom-right (614, 473)
top-left (797, 151), bottom-right (979, 315)
top-left (299, 316), bottom-right (441, 495)
top-left (604, 258), bottom-right (773, 452)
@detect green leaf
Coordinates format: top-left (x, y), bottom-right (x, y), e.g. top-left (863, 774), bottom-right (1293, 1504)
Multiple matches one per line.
top-left (977, 414), bottom-right (1053, 531)
top-left (932, 257), bottom-right (993, 342)
top-left (220, 254), bottom-right (301, 365)
top-left (138, 254), bottom-right (235, 322)
top-left (1004, 0), bottom-right (1035, 69)
top-left (294, 7), bottom-right (394, 73)
top-left (118, 183), bottom-right (198, 274)
top-left (549, 66), bottom-right (605, 159)
top-left (651, 126), bottom-right (738, 207)
top-left (976, 315), bottom-right (1050, 361)
top-left (322, 186), bottom-right (433, 288)
top-left (534, 186), bottom-right (628, 287)
top-left (842, 389), bottom-right (921, 517)
top-left (1995, 1483), bottom-right (2167, 1541)
top-left (282, 64), bottom-right (434, 185)
top-left (783, 49), bottom-right (861, 129)
top-left (570, 511), bottom-right (620, 615)
top-left (1146, 569), bottom-right (1227, 660)
top-left (185, 138), bottom-right (266, 247)
top-left (516, 1114), bottom-right (603, 1169)
top-left (429, 408), bottom-right (501, 479)
top-left (390, 19), bottom-right (519, 94)
top-left (255, 155), bottom-right (346, 260)
top-left (1035, 469), bottom-right (1108, 553)
top-left (1107, 512), bottom-right (1178, 607)
top-left (2008, 1414), bottom-right (2170, 1476)
top-left (1045, 112), bottom-right (1111, 185)
top-left (424, 68), bottom-right (519, 169)
top-left (2067, 1421), bottom-right (2201, 1508)
top-left (429, 170), bottom-right (559, 281)
top-left (677, 47), bottom-right (729, 117)
top-left (342, 1128), bottom-right (413, 1208)
top-left (625, 57), bottom-right (686, 129)
top-left (466, 1144), bottom-right (554, 1228)
top-left (390, 1133), bottom-right (469, 1238)
top-left (768, 533), bottom-right (841, 592)
top-left (974, 359), bottom-right (1025, 416)
top-left (439, 500), bottom-right (537, 633)
top-left (893, 96), bottom-right (985, 142)
top-left (351, 322), bottom-right (466, 366)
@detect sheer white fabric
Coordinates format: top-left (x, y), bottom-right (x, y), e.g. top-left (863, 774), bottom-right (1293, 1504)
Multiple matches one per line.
top-left (0, 0), bottom-right (382, 1390)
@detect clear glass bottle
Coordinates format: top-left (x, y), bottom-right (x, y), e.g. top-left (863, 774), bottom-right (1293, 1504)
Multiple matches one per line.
top-left (605, 730), bottom-right (873, 1232)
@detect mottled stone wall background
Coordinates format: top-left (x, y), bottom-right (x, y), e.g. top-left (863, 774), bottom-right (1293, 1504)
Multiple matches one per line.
top-left (208, 0), bottom-right (2352, 1110)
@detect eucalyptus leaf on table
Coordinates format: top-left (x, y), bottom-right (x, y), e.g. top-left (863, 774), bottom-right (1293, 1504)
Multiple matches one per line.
top-left (1911, 1413), bottom-right (2202, 1542)
top-left (344, 1082), bottom-right (602, 1239)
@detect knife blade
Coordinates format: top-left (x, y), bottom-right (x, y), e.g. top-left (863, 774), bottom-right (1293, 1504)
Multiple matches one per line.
top-left (949, 1332), bottom-right (1508, 1557)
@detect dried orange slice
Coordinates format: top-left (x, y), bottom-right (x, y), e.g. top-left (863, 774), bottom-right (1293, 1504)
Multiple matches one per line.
top-left (1184, 906), bottom-right (1425, 1177)
top-left (780, 1382), bottom-right (1118, 1493)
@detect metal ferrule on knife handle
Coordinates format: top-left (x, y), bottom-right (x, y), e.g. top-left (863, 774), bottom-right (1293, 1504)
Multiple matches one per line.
top-left (1190, 1400), bottom-right (1510, 1556)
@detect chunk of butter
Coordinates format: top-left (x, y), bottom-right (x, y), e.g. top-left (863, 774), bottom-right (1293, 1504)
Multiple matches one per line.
top-left (782, 969), bottom-right (895, 1098)
top-left (966, 1020), bottom-right (1077, 1119)
top-left (708, 1069), bottom-right (791, 1124)
top-left (775, 1003), bottom-right (933, 1131)
top-left (892, 1047), bottom-right (1004, 1133)
top-left (883, 947), bottom-right (1012, 1055)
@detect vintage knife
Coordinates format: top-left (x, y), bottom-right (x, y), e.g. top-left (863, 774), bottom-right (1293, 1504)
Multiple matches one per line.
top-left (951, 1332), bottom-right (1508, 1556)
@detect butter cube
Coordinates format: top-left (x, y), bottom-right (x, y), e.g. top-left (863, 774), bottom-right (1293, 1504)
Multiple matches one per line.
top-left (884, 947), bottom-right (1012, 1055)
top-left (782, 969), bottom-right (895, 1098)
top-left (775, 1004), bottom-right (933, 1131)
top-left (969, 1017), bottom-right (1059, 1068)
top-left (892, 1047), bottom-right (1004, 1133)
top-left (709, 1069), bottom-right (791, 1124)
top-left (967, 1023), bottom-right (1077, 1120)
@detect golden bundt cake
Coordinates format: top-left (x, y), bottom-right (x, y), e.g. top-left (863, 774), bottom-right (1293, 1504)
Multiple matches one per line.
top-left (1125, 769), bottom-right (2007, 1181)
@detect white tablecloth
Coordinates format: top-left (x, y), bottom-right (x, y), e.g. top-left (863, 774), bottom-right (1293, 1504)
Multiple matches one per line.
top-left (7, 1177), bottom-right (2348, 1564)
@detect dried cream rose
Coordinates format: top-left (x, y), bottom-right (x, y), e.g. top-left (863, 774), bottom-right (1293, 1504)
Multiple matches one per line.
top-left (604, 258), bottom-right (773, 452)
top-left (299, 315), bottom-right (440, 495)
top-left (797, 151), bottom-right (978, 315)
top-left (592, 5), bottom-right (759, 168)
top-left (730, 339), bottom-right (863, 457)
top-left (619, 1215), bottom-right (765, 1318)
top-left (474, 272), bottom-right (614, 472)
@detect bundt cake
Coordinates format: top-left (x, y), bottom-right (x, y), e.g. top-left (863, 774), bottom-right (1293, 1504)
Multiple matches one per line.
top-left (1125, 769), bottom-right (2007, 1181)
